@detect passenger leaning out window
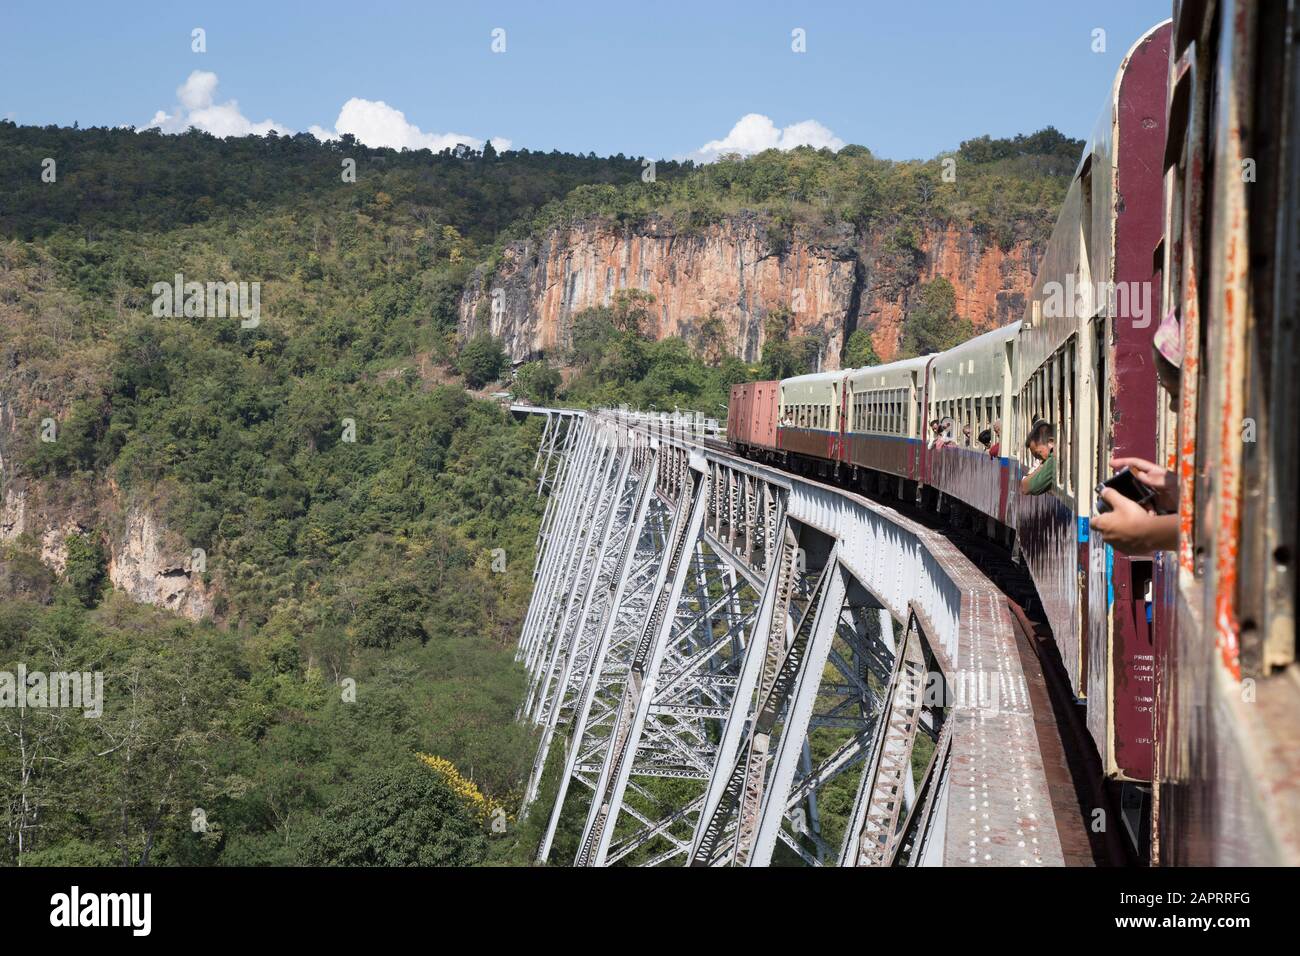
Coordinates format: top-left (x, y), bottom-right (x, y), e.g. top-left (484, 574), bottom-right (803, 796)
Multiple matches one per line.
top-left (1019, 419), bottom-right (1055, 495)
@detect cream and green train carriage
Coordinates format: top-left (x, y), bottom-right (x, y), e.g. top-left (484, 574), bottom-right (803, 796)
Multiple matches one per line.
top-left (1012, 20), bottom-right (1170, 782)
top-left (925, 322), bottom-right (1020, 525)
top-left (777, 370), bottom-right (848, 463)
top-left (843, 355), bottom-right (930, 486)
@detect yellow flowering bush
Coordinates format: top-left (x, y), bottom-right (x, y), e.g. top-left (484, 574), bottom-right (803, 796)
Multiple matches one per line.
top-left (417, 753), bottom-right (512, 832)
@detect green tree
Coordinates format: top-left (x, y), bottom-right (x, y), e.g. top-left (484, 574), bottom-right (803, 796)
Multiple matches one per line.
top-left (514, 360), bottom-right (561, 403)
top-left (299, 760), bottom-right (489, 866)
top-left (62, 532), bottom-right (107, 608)
top-left (899, 278), bottom-right (975, 357)
top-left (843, 328), bottom-right (880, 369)
top-left (610, 289), bottom-right (656, 336)
top-left (351, 577), bottom-right (429, 650)
top-left (458, 334), bottom-right (507, 388)
top-left (760, 308), bottom-right (820, 379)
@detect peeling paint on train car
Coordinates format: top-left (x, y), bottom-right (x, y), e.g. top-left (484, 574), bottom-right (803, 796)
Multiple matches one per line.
top-left (928, 446), bottom-right (1014, 525)
top-left (1154, 0), bottom-right (1300, 865)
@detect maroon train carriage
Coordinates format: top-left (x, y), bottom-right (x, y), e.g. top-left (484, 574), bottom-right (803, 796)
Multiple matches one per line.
top-left (1009, 20), bottom-right (1170, 784)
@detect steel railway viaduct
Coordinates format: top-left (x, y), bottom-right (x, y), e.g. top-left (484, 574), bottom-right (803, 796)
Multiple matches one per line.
top-left (511, 405), bottom-right (1092, 867)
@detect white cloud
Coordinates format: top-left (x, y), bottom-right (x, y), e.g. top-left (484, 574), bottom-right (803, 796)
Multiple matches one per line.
top-left (145, 72), bottom-right (509, 154)
top-left (693, 113), bottom-right (845, 162)
top-left (309, 97), bottom-right (510, 153)
top-left (146, 70), bottom-right (288, 137)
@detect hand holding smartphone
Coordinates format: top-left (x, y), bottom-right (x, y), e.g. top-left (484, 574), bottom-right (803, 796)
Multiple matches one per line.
top-left (1095, 466), bottom-right (1157, 514)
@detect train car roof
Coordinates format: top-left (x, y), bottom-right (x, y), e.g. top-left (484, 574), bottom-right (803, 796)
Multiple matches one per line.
top-left (845, 354), bottom-right (930, 385)
top-left (781, 370), bottom-right (848, 387)
top-left (931, 321), bottom-right (1021, 366)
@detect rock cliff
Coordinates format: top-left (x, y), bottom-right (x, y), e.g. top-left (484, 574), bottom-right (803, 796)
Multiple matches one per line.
top-left (0, 479), bottom-right (215, 620)
top-left (461, 215), bottom-right (1040, 365)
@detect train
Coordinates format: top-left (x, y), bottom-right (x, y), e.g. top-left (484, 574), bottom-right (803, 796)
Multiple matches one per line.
top-left (727, 2), bottom-right (1298, 865)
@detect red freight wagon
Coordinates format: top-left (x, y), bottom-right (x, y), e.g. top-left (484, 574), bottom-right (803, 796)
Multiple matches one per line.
top-left (727, 380), bottom-right (779, 454)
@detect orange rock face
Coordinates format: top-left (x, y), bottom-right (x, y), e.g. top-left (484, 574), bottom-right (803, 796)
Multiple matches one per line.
top-left (461, 215), bottom-right (1040, 368)
top-left (861, 222), bottom-right (1038, 362)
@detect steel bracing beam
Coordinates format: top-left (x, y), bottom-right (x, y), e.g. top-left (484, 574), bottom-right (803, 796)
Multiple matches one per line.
top-left (839, 609), bottom-right (944, 867)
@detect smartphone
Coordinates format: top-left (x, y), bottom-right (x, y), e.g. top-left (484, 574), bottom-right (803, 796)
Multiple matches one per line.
top-left (1095, 466), bottom-right (1156, 514)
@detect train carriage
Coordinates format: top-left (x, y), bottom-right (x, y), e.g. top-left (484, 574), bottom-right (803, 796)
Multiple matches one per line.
top-left (1012, 21), bottom-right (1170, 785)
top-left (1153, 0), bottom-right (1300, 865)
top-left (844, 356), bottom-right (929, 485)
top-left (727, 379), bottom-right (780, 454)
top-left (778, 371), bottom-right (849, 463)
top-left (925, 322), bottom-right (1019, 526)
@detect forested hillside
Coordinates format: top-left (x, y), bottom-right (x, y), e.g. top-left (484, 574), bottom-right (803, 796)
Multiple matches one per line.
top-left (0, 124), bottom-right (685, 866)
top-left (0, 121), bottom-right (1075, 866)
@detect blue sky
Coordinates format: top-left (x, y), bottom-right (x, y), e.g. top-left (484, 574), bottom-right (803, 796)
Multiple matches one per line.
top-left (0, 0), bottom-right (1171, 160)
